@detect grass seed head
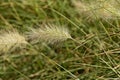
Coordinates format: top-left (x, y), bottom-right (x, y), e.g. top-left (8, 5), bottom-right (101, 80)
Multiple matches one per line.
top-left (0, 31), bottom-right (27, 53)
top-left (72, 0), bottom-right (120, 20)
top-left (27, 24), bottom-right (72, 44)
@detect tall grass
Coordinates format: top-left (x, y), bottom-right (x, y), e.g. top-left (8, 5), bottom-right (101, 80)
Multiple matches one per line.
top-left (0, 0), bottom-right (120, 80)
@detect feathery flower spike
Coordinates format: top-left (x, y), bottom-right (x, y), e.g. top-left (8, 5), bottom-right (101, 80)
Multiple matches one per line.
top-left (72, 0), bottom-right (120, 20)
top-left (0, 31), bottom-right (27, 53)
top-left (27, 24), bottom-right (72, 44)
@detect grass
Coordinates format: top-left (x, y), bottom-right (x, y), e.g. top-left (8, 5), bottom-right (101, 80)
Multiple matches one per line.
top-left (0, 31), bottom-right (27, 53)
top-left (27, 24), bottom-right (72, 44)
top-left (0, 0), bottom-right (120, 80)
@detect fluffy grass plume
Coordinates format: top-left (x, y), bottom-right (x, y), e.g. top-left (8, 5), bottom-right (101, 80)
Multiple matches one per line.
top-left (0, 31), bottom-right (27, 53)
top-left (72, 0), bottom-right (120, 20)
top-left (27, 24), bottom-right (72, 44)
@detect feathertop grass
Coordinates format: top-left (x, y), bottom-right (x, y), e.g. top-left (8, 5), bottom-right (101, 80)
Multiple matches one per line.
top-left (73, 0), bottom-right (120, 20)
top-left (0, 31), bottom-right (27, 53)
top-left (27, 24), bottom-right (72, 44)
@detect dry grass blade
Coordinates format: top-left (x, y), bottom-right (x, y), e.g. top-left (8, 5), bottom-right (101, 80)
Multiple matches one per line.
top-left (0, 31), bottom-right (28, 53)
top-left (27, 24), bottom-right (72, 44)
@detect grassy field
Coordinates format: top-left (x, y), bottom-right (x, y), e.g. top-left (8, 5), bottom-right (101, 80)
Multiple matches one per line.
top-left (0, 0), bottom-right (120, 80)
